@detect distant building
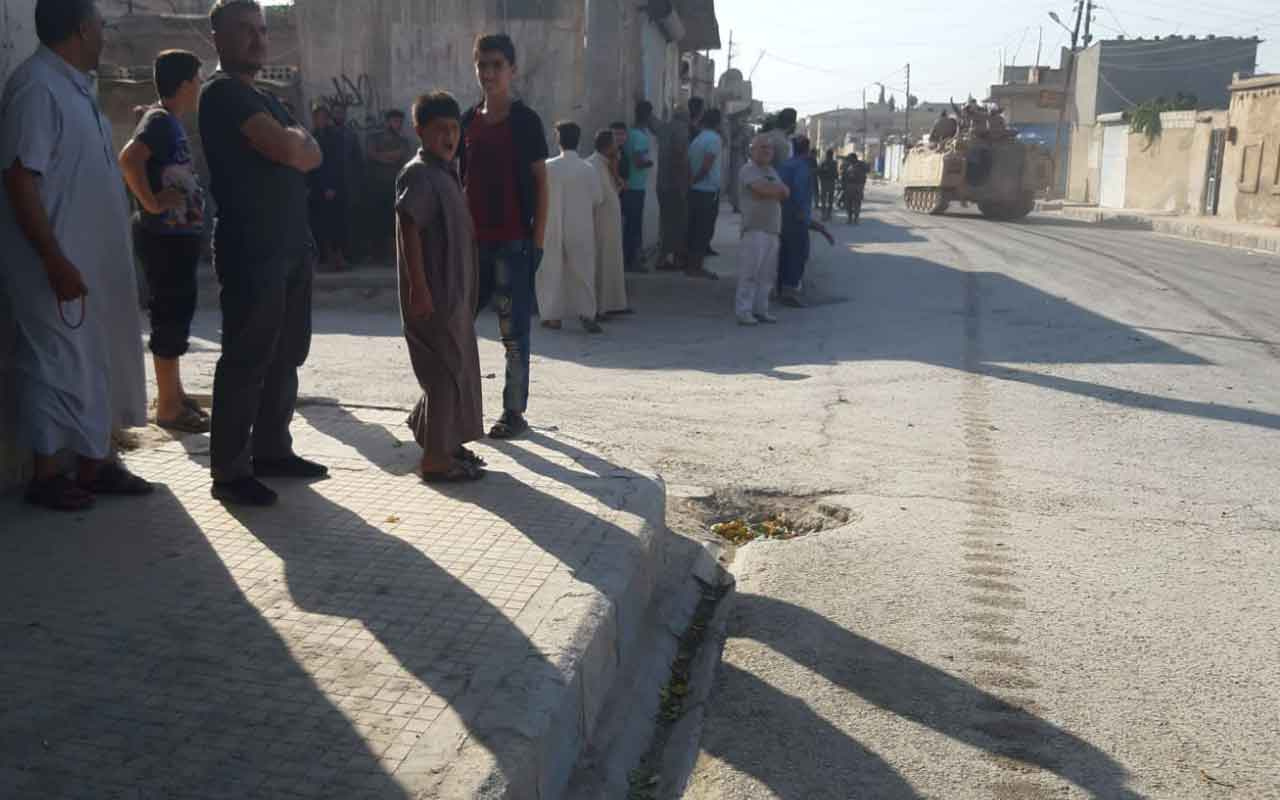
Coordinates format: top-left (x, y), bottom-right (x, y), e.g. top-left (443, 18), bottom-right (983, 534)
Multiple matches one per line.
top-left (801, 98), bottom-right (948, 159)
top-left (989, 57), bottom-right (1070, 127)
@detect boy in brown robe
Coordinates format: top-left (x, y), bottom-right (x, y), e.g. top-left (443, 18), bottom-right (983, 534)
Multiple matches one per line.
top-left (396, 92), bottom-right (486, 482)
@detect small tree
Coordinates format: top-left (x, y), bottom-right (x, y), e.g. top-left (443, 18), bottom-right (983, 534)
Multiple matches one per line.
top-left (1126, 92), bottom-right (1198, 146)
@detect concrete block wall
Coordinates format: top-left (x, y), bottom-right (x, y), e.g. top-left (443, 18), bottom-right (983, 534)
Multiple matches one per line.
top-left (1122, 112), bottom-right (1223, 214)
top-left (1, 0), bottom-right (38, 493)
top-left (295, 0), bottom-right (665, 155)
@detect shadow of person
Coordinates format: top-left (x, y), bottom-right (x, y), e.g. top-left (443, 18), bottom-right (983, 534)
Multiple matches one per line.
top-left (696, 663), bottom-right (922, 799)
top-left (0, 486), bottom-right (408, 799)
top-left (221, 476), bottom-right (593, 793)
top-left (296, 405), bottom-right (662, 598)
top-left (716, 593), bottom-right (1142, 799)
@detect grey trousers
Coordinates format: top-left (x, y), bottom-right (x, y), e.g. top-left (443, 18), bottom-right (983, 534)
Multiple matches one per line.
top-left (210, 252), bottom-right (314, 482)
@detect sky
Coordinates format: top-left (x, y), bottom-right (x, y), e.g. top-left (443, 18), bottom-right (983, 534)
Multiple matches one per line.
top-left (708, 0), bottom-right (1280, 116)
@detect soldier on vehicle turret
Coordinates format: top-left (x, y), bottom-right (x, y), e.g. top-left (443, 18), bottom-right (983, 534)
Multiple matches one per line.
top-left (930, 110), bottom-right (958, 149)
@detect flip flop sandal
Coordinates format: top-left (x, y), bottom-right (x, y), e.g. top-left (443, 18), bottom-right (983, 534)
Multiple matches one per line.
top-left (455, 447), bottom-right (487, 467)
top-left (181, 397), bottom-right (210, 419)
top-left (83, 462), bottom-right (154, 496)
top-left (157, 406), bottom-right (211, 434)
top-left (421, 461), bottom-right (486, 484)
top-left (489, 416), bottom-right (530, 440)
top-left (25, 475), bottom-right (94, 512)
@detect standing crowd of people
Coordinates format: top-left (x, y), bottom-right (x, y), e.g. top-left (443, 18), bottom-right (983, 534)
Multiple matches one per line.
top-left (0, 0), bottom-right (870, 511)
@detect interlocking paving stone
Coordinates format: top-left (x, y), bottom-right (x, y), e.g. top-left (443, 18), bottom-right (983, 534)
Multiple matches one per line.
top-left (0, 405), bottom-right (662, 798)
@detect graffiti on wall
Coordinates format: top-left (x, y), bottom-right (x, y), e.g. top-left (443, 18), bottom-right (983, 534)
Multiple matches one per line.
top-left (319, 73), bottom-right (385, 131)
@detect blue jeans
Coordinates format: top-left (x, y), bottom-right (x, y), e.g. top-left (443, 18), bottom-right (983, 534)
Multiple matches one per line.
top-left (778, 222), bottom-right (811, 290)
top-left (477, 240), bottom-right (534, 416)
top-left (621, 189), bottom-right (645, 270)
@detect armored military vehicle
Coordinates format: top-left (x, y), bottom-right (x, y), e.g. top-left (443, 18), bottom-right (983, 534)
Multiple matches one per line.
top-left (901, 127), bottom-right (1053, 220)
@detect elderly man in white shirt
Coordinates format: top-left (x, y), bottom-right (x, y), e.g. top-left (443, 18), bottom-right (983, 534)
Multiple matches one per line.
top-left (0, 0), bottom-right (150, 511)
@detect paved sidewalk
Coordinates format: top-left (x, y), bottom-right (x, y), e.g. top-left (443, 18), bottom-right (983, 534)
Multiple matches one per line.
top-left (0, 405), bottom-right (666, 799)
top-left (1044, 203), bottom-right (1280, 255)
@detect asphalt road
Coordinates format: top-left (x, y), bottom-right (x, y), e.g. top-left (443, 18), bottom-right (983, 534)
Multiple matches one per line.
top-left (680, 190), bottom-right (1280, 799)
top-left (169, 186), bottom-right (1279, 798)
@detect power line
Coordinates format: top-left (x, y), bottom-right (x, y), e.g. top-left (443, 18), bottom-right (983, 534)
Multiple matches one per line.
top-left (1097, 69), bottom-right (1140, 106)
top-left (1103, 5), bottom-right (1130, 37)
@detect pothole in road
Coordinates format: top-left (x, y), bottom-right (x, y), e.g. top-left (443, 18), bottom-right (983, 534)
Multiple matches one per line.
top-left (671, 489), bottom-right (856, 545)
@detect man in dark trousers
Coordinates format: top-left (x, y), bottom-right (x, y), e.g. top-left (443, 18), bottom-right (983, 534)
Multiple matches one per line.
top-left (365, 108), bottom-right (412, 263)
top-left (816, 148), bottom-right (838, 221)
top-left (200, 0), bottom-right (327, 506)
top-left (842, 152), bottom-right (869, 224)
top-left (457, 33), bottom-right (550, 440)
top-left (307, 102), bottom-right (347, 270)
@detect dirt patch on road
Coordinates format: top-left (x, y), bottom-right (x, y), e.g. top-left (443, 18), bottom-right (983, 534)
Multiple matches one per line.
top-left (669, 489), bottom-right (857, 546)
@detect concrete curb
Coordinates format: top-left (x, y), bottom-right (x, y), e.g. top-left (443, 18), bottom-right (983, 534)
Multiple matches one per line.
top-left (1047, 206), bottom-right (1280, 254)
top-left (397, 465), bottom-right (676, 799)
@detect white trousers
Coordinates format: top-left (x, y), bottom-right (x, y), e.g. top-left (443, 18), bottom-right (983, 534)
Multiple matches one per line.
top-left (736, 230), bottom-right (780, 317)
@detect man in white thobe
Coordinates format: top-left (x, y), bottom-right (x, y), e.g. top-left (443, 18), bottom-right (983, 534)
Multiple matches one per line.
top-left (537, 122), bottom-right (602, 333)
top-left (0, 0), bottom-right (149, 511)
top-left (587, 129), bottom-right (629, 316)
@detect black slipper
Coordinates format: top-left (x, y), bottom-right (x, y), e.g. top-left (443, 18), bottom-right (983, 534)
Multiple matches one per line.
top-left (82, 462), bottom-right (153, 496)
top-left (26, 475), bottom-right (95, 511)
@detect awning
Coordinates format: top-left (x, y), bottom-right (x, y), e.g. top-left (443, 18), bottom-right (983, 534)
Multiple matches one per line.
top-left (674, 0), bottom-right (721, 51)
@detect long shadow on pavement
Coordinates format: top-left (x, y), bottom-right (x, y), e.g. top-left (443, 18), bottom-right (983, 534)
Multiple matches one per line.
top-left (288, 405), bottom-right (670, 788)
top-left (222, 482), bottom-right (563, 796)
top-left (697, 593), bottom-right (1141, 799)
top-left (0, 487), bottom-right (409, 799)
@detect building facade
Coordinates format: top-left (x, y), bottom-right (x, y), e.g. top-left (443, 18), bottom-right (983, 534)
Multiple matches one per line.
top-left (1066, 35), bottom-right (1260, 203)
top-left (294, 0), bottom-right (719, 154)
top-left (1219, 73), bottom-right (1280, 226)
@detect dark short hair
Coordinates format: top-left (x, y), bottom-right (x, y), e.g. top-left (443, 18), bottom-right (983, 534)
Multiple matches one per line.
top-left (35, 0), bottom-right (96, 46)
top-left (412, 91), bottom-right (461, 128)
top-left (311, 101), bottom-right (330, 114)
top-left (209, 0), bottom-right (262, 32)
top-left (701, 109), bottom-right (721, 129)
top-left (555, 121), bottom-right (581, 151)
top-left (474, 33), bottom-right (516, 66)
top-left (386, 109), bottom-right (406, 120)
top-left (153, 49), bottom-right (202, 98)
top-left (793, 136), bottom-right (811, 156)
top-left (778, 107), bottom-right (798, 126)
top-left (593, 129), bottom-right (614, 152)
top-left (635, 100), bottom-right (653, 123)
top-left (610, 120), bottom-right (627, 131)
top-left (688, 96), bottom-right (705, 116)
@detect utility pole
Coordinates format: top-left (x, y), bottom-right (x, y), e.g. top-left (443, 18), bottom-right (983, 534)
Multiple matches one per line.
top-left (726, 30), bottom-right (734, 72)
top-left (1051, 1), bottom-right (1085, 199)
top-left (904, 63), bottom-right (911, 143)
top-left (1083, 0), bottom-right (1094, 47)
top-left (1035, 26), bottom-right (1043, 67)
top-left (862, 87), bottom-right (868, 154)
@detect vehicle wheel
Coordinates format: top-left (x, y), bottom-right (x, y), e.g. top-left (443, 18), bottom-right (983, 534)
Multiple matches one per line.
top-left (978, 201), bottom-right (1007, 220)
top-left (1010, 191), bottom-right (1036, 220)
